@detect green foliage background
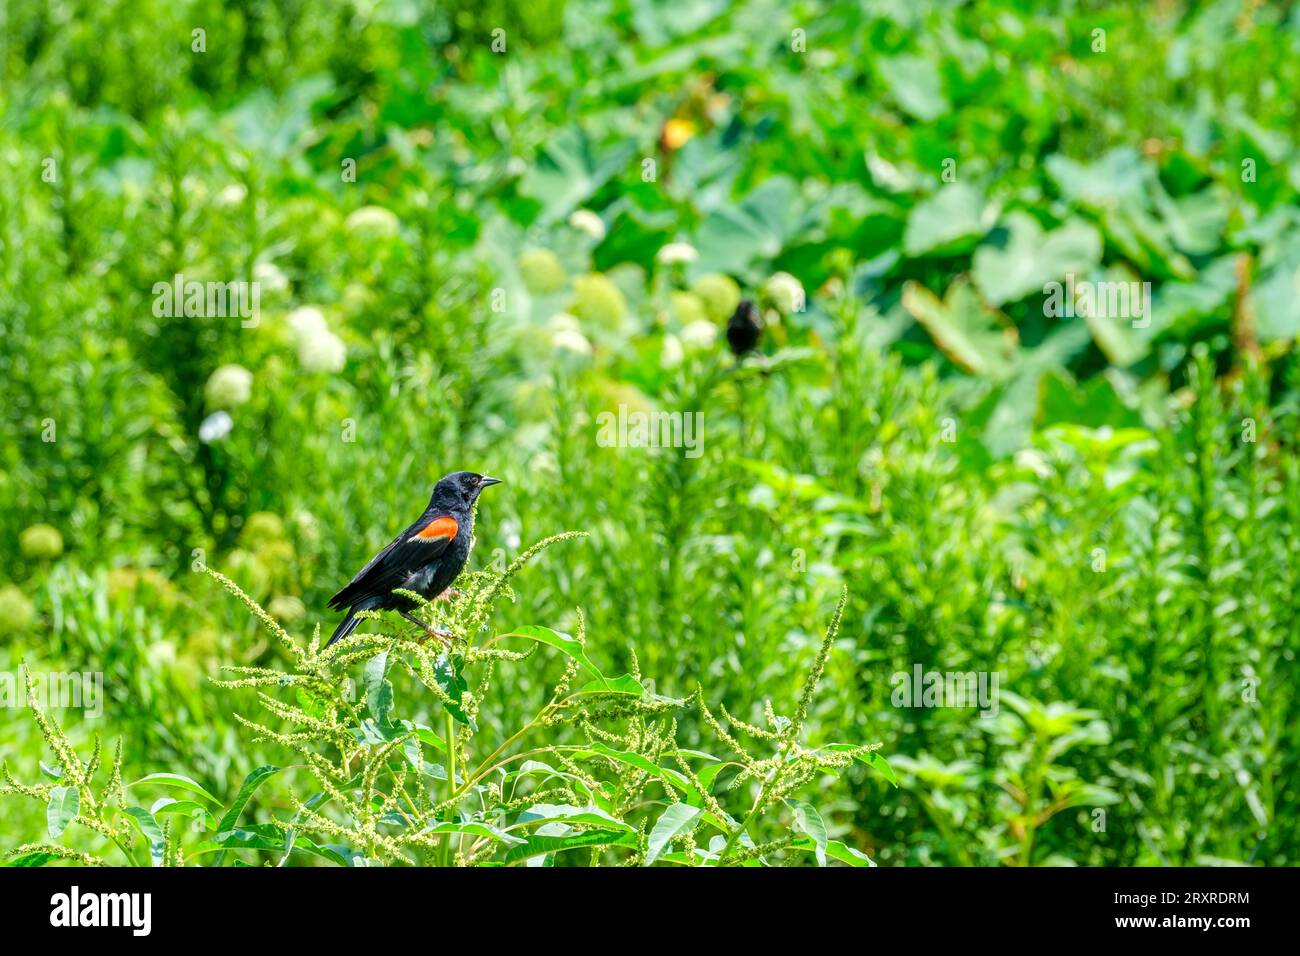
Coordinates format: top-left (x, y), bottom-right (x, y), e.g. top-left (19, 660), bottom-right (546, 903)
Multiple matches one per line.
top-left (2, 0), bottom-right (1298, 865)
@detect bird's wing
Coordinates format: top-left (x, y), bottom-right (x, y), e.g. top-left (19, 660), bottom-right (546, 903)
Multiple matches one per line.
top-left (328, 513), bottom-right (459, 610)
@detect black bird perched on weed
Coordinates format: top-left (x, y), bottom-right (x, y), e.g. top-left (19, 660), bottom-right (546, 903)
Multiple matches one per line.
top-left (726, 299), bottom-right (763, 357)
top-left (325, 471), bottom-right (502, 647)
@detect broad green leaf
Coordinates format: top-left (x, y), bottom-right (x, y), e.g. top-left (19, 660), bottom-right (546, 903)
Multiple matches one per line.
top-left (503, 828), bottom-right (637, 864)
top-left (1253, 243), bottom-right (1300, 342)
top-left (1097, 205), bottom-right (1193, 280)
top-left (421, 821), bottom-right (526, 847)
top-left (121, 807), bottom-right (165, 866)
top-left (902, 183), bottom-right (988, 257)
top-left (514, 802), bottom-right (634, 832)
top-left (864, 752), bottom-right (899, 788)
top-left (972, 212), bottom-right (1102, 306)
top-left (204, 820), bottom-right (348, 865)
top-left (877, 54), bottom-right (949, 122)
top-left (320, 844), bottom-right (367, 867)
top-left (1081, 302), bottom-right (1150, 368)
top-left (47, 786), bottom-right (79, 838)
top-left (1156, 187), bottom-right (1228, 256)
top-left (1154, 254), bottom-right (1235, 330)
top-left (150, 798), bottom-right (217, 830)
top-left (693, 176), bottom-right (799, 275)
top-left (411, 724), bottom-right (448, 754)
top-left (902, 279), bottom-right (1017, 378)
top-left (198, 831), bottom-right (280, 855)
top-left (503, 760), bottom-right (594, 801)
top-left (216, 765), bottom-right (282, 837)
top-left (494, 626), bottom-right (608, 685)
top-left (695, 761), bottom-right (729, 794)
top-left (785, 798), bottom-right (828, 866)
top-left (127, 772), bottom-right (221, 806)
top-left (1045, 148), bottom-right (1149, 209)
top-left (7, 851), bottom-right (59, 867)
top-left (790, 837), bottom-right (876, 867)
top-left (364, 651), bottom-right (393, 725)
top-left (433, 655), bottom-right (477, 730)
top-left (1037, 368), bottom-right (1142, 431)
top-left (518, 127), bottom-right (636, 223)
top-left (573, 673), bottom-right (646, 697)
top-left (821, 745), bottom-right (899, 787)
top-left (573, 743), bottom-right (697, 800)
top-left (645, 803), bottom-right (702, 866)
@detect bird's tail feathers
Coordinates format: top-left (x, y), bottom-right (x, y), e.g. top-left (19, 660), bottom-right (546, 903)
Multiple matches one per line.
top-left (325, 609), bottom-right (362, 648)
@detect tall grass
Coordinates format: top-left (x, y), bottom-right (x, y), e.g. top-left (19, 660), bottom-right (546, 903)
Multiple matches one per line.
top-left (3, 0), bottom-right (1299, 866)
top-left (3, 536), bottom-right (884, 866)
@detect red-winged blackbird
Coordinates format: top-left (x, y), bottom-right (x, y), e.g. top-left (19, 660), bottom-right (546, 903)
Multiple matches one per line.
top-left (726, 299), bottom-right (763, 356)
top-left (325, 471), bottom-right (502, 647)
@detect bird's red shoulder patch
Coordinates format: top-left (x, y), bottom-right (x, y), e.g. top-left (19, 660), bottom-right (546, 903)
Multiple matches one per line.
top-left (416, 516), bottom-right (458, 541)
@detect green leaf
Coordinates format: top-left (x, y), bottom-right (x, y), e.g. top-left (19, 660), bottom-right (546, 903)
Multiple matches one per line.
top-left (864, 752), bottom-right (899, 788)
top-left (695, 761), bottom-right (728, 794)
top-left (1037, 368), bottom-right (1141, 431)
top-left (433, 655), bottom-right (478, 730)
top-left (150, 798), bottom-right (218, 831)
top-left (823, 745), bottom-right (900, 788)
top-left (902, 183), bottom-right (988, 257)
top-left (785, 798), bottom-right (828, 866)
top-left (7, 851), bottom-right (59, 867)
top-left (1253, 241), bottom-right (1300, 342)
top-left (1045, 148), bottom-right (1149, 209)
top-left (494, 626), bottom-right (607, 685)
top-left (573, 743), bottom-right (698, 800)
top-left (1155, 254), bottom-right (1235, 331)
top-left (411, 723), bottom-right (448, 754)
top-left (518, 127), bottom-right (636, 223)
top-left (514, 802), bottom-right (634, 832)
top-left (216, 765), bottom-right (282, 837)
top-left (421, 821), bottom-right (526, 847)
top-left (199, 830), bottom-right (282, 854)
top-left (790, 837), bottom-right (876, 867)
top-left (644, 803), bottom-right (702, 866)
top-left (47, 786), bottom-right (79, 839)
top-left (902, 279), bottom-right (1017, 378)
top-left (877, 54), bottom-right (949, 122)
top-left (1156, 187), bottom-right (1228, 256)
top-left (503, 828), bottom-right (637, 864)
top-left (1080, 296), bottom-right (1151, 368)
top-left (572, 673), bottom-right (656, 699)
top-left (279, 792), bottom-right (329, 866)
top-left (364, 651), bottom-right (393, 726)
top-left (121, 807), bottom-right (165, 866)
top-left (199, 823), bottom-right (349, 865)
top-left (503, 760), bottom-right (594, 801)
top-left (127, 772), bottom-right (222, 806)
top-left (694, 176), bottom-right (800, 274)
top-left (972, 212), bottom-right (1102, 307)
top-left (582, 672), bottom-right (644, 694)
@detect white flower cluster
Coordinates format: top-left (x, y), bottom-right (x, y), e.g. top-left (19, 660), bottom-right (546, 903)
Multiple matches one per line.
top-left (287, 306), bottom-right (347, 373)
top-left (204, 364), bottom-right (253, 410)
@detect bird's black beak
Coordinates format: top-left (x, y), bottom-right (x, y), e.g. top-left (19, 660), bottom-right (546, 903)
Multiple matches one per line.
top-left (479, 476), bottom-right (503, 488)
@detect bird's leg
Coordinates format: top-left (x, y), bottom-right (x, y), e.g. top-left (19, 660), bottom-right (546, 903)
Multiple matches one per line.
top-left (434, 588), bottom-right (463, 603)
top-left (401, 609), bottom-right (453, 646)
top-left (420, 624), bottom-right (455, 647)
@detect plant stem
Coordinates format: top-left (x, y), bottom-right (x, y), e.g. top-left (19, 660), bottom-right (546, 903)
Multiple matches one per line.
top-left (716, 773), bottom-right (774, 866)
top-left (441, 711), bottom-right (456, 866)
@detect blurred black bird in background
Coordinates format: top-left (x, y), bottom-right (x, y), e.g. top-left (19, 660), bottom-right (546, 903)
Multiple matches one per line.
top-left (325, 471), bottom-right (502, 647)
top-left (726, 299), bottom-right (763, 357)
